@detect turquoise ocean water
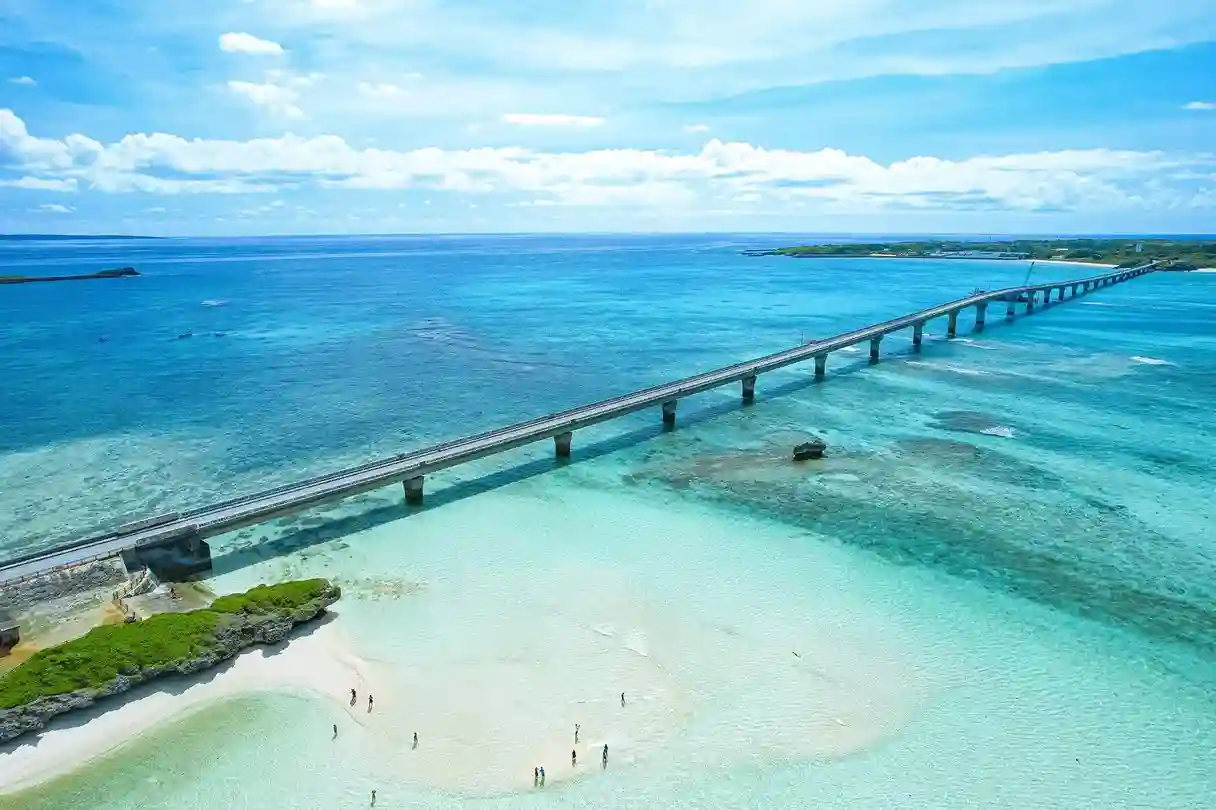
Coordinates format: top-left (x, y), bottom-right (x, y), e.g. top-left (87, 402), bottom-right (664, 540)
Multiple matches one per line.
top-left (0, 235), bottom-right (1213, 808)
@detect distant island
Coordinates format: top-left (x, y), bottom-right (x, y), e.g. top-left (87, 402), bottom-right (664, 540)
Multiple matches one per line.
top-left (0, 234), bottom-right (157, 242)
top-left (745, 238), bottom-right (1215, 269)
top-left (0, 266), bottom-right (140, 285)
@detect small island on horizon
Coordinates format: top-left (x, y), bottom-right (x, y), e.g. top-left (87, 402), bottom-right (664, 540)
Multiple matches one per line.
top-left (0, 267), bottom-right (141, 285)
top-left (746, 238), bottom-right (1215, 270)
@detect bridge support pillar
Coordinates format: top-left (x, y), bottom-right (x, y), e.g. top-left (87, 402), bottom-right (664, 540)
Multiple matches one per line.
top-left (1027, 291), bottom-right (1037, 313)
top-left (554, 431), bottom-right (572, 459)
top-left (741, 375), bottom-right (756, 403)
top-left (947, 310), bottom-right (959, 338)
top-left (1057, 287), bottom-right (1065, 301)
top-left (404, 475), bottom-right (424, 506)
top-left (814, 354), bottom-right (827, 380)
top-left (1006, 298), bottom-right (1016, 319)
top-left (975, 302), bottom-right (988, 331)
top-left (869, 337), bottom-right (882, 364)
top-left (912, 321), bottom-right (924, 350)
top-left (662, 399), bottom-right (678, 427)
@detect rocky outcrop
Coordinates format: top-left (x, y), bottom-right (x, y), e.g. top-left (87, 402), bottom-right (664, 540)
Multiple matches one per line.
top-left (792, 437), bottom-right (828, 461)
top-left (0, 583), bottom-right (339, 744)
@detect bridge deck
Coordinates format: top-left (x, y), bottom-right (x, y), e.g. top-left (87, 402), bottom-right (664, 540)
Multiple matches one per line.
top-left (0, 263), bottom-right (1156, 584)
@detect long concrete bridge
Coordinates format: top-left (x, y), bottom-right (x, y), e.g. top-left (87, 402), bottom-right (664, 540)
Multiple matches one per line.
top-left (0, 262), bottom-right (1157, 585)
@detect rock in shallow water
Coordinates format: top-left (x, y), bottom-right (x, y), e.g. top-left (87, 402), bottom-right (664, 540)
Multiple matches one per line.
top-left (793, 438), bottom-right (828, 461)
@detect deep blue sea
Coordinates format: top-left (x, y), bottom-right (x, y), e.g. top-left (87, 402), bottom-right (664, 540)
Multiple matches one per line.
top-left (0, 235), bottom-right (1213, 809)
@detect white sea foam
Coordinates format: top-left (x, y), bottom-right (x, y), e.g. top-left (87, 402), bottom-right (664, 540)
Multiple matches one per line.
top-left (200, 299), bottom-right (229, 307)
top-left (980, 426), bottom-right (1017, 438)
top-left (1131, 356), bottom-right (1174, 366)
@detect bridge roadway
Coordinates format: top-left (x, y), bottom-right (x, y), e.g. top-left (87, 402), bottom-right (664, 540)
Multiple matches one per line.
top-left (0, 262), bottom-right (1157, 585)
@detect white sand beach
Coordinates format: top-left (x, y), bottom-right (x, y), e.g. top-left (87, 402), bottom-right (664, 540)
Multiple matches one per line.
top-left (0, 617), bottom-right (382, 796)
top-left (1032, 259), bottom-right (1116, 268)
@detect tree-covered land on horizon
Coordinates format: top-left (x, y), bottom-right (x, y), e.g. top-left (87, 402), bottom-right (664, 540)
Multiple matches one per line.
top-left (761, 238), bottom-right (1214, 268)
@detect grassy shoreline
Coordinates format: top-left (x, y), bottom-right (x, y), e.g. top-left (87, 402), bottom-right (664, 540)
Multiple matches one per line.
top-left (0, 579), bottom-right (336, 711)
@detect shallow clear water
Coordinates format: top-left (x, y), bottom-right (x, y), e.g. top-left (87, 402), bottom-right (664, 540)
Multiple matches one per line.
top-left (1, 236), bottom-right (1213, 808)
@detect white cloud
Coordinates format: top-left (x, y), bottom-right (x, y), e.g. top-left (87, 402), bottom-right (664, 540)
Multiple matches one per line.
top-left (357, 82), bottom-right (401, 98)
top-left (683, 124), bottom-right (711, 133)
top-left (144, 206), bottom-right (166, 213)
top-left (1, 109), bottom-right (1210, 214)
top-left (1183, 101), bottom-right (1216, 111)
top-left (7, 76), bottom-right (36, 86)
top-left (227, 72), bottom-right (317, 118)
top-left (31, 203), bottom-right (74, 214)
top-left (219, 32), bottom-right (285, 55)
top-left (501, 113), bottom-right (605, 127)
top-left (312, 0), bottom-right (360, 9)
top-left (0, 176), bottom-right (78, 191)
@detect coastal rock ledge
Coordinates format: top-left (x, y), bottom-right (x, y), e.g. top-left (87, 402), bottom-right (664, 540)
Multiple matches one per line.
top-left (0, 580), bottom-right (340, 744)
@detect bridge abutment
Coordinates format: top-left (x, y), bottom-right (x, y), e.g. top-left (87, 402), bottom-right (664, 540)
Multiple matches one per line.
top-left (121, 535), bottom-right (212, 582)
top-left (404, 475), bottom-right (424, 506)
top-left (554, 431), bottom-right (572, 458)
top-left (741, 375), bottom-right (756, 403)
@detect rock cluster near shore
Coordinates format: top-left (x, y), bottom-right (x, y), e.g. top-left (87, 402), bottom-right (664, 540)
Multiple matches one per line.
top-left (0, 582), bottom-right (339, 744)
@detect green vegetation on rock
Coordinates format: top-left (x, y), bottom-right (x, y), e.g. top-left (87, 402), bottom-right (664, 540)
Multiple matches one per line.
top-left (0, 579), bottom-right (337, 711)
top-left (210, 579), bottom-right (334, 615)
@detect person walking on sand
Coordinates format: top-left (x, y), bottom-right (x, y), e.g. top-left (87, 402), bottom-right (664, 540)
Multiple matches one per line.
top-left (602, 744), bottom-right (609, 769)
top-left (350, 688), bottom-right (357, 706)
top-left (574, 723), bottom-right (580, 744)
top-left (572, 748), bottom-right (577, 767)
top-left (621, 692), bottom-right (626, 707)
top-left (534, 766), bottom-right (539, 787)
top-left (368, 694), bottom-right (374, 712)
top-left (540, 766), bottom-right (546, 786)
top-left (413, 731), bottom-right (418, 749)
top-left (332, 724), bottom-right (338, 740)
top-left (370, 789), bottom-right (376, 807)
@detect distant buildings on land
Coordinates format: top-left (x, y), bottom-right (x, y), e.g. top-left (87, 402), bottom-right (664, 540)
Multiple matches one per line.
top-left (928, 250), bottom-right (1031, 260)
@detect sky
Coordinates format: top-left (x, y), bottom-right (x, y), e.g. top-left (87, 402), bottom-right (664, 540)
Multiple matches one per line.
top-left (1, 0), bottom-right (1215, 236)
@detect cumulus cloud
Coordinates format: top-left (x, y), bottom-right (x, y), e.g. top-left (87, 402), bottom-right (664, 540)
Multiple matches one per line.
top-left (227, 72), bottom-right (318, 118)
top-left (7, 76), bottom-right (36, 86)
top-left (0, 109), bottom-right (1210, 213)
top-left (31, 203), bottom-right (74, 214)
top-left (502, 113), bottom-right (605, 127)
top-left (0, 176), bottom-right (78, 191)
top-left (220, 32), bottom-right (285, 55)
top-left (1183, 101), bottom-right (1216, 111)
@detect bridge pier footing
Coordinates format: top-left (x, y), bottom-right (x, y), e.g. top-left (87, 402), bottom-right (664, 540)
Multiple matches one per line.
top-left (947, 310), bottom-right (959, 338)
top-left (975, 302), bottom-right (988, 331)
top-left (1006, 298), bottom-right (1016, 319)
top-left (554, 431), bottom-right (572, 459)
top-left (404, 475), bottom-right (424, 506)
top-left (121, 535), bottom-right (212, 582)
top-left (869, 337), bottom-right (882, 364)
top-left (912, 322), bottom-right (924, 350)
top-left (741, 375), bottom-right (756, 403)
top-left (814, 354), bottom-right (827, 380)
top-left (662, 399), bottom-right (678, 427)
